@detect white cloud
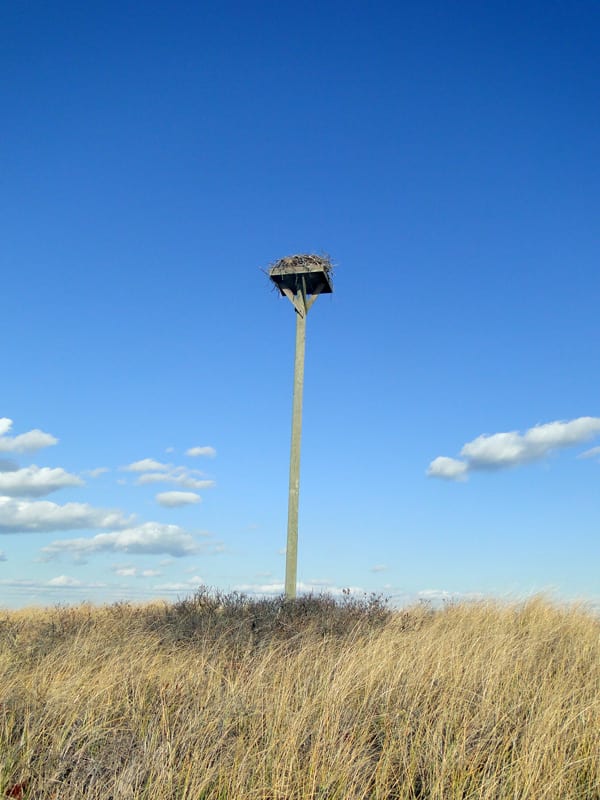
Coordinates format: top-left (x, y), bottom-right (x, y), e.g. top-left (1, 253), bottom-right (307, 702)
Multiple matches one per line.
top-left (135, 472), bottom-right (169, 485)
top-left (47, 575), bottom-right (83, 587)
top-left (233, 582), bottom-right (285, 595)
top-left (121, 459), bottom-right (215, 491)
top-left (0, 578), bottom-right (38, 589)
top-left (0, 418), bottom-right (58, 453)
top-left (156, 491), bottom-right (201, 508)
top-left (0, 576), bottom-right (106, 591)
top-left (427, 456), bottom-right (469, 481)
top-left (0, 550), bottom-right (6, 561)
top-left (428, 417), bottom-right (600, 481)
top-left (113, 566), bottom-right (138, 577)
top-left (154, 576), bottom-right (204, 592)
top-left (121, 458), bottom-right (171, 472)
top-left (186, 446), bottom-right (216, 458)
top-left (461, 417), bottom-right (600, 469)
top-left (462, 417), bottom-right (600, 466)
top-left (233, 581), bottom-right (366, 597)
top-left (154, 582), bottom-right (189, 591)
top-left (85, 467), bottom-right (110, 478)
top-left (137, 471), bottom-right (215, 490)
top-left (370, 564), bottom-right (389, 573)
top-left (42, 522), bottom-right (202, 558)
top-left (0, 497), bottom-right (131, 533)
top-left (0, 466), bottom-right (84, 497)
top-left (578, 446), bottom-right (600, 459)
top-left (111, 564), bottom-right (162, 578)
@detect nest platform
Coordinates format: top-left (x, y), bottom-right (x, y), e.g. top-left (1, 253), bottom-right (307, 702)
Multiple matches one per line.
top-left (268, 254), bottom-right (333, 296)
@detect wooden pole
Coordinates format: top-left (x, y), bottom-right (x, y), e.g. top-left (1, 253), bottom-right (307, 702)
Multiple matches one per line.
top-left (285, 299), bottom-right (306, 599)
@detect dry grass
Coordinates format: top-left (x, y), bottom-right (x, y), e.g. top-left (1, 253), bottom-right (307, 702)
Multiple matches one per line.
top-left (0, 591), bottom-right (598, 799)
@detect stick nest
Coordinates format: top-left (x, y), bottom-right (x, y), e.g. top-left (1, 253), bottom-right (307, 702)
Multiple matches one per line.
top-left (269, 253), bottom-right (334, 276)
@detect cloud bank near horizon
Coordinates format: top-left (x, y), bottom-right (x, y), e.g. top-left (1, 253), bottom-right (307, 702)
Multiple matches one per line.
top-left (428, 416), bottom-right (600, 481)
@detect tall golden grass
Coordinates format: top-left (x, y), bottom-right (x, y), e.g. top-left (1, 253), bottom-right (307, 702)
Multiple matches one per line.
top-left (0, 592), bottom-right (598, 799)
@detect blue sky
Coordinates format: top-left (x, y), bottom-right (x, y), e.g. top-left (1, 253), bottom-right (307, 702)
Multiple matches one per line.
top-left (2, 0), bottom-right (599, 608)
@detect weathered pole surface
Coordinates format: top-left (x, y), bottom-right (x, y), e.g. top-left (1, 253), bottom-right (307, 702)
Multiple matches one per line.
top-left (285, 300), bottom-right (306, 599)
top-left (268, 256), bottom-right (332, 601)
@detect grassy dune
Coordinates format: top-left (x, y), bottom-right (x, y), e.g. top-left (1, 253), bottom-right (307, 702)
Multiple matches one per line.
top-left (0, 591), bottom-right (598, 799)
